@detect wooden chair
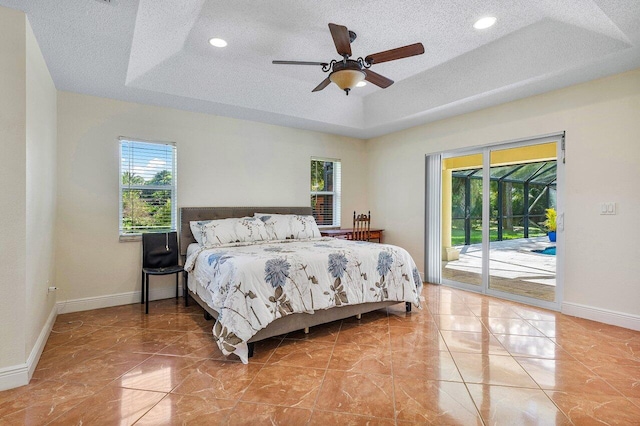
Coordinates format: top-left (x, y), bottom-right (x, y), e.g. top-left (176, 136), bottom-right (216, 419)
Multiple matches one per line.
top-left (141, 232), bottom-right (184, 314)
top-left (352, 211), bottom-right (371, 241)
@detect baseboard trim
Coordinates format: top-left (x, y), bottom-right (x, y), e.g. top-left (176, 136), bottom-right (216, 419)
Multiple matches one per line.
top-left (57, 286), bottom-right (184, 314)
top-left (27, 304), bottom-right (58, 380)
top-left (0, 304), bottom-right (57, 391)
top-left (0, 363), bottom-right (28, 392)
top-left (562, 302), bottom-right (640, 331)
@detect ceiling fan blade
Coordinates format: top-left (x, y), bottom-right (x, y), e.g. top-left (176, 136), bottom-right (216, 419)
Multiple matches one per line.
top-left (328, 23), bottom-right (352, 57)
top-left (312, 77), bottom-right (332, 92)
top-left (365, 42), bottom-right (425, 65)
top-left (272, 60), bottom-right (328, 66)
top-left (364, 69), bottom-right (394, 88)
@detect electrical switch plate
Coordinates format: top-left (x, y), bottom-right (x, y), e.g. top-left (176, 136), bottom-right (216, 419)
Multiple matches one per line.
top-left (600, 202), bottom-right (616, 215)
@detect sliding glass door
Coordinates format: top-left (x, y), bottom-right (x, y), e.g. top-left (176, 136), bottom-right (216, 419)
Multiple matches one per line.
top-left (441, 153), bottom-right (484, 290)
top-left (434, 134), bottom-right (563, 309)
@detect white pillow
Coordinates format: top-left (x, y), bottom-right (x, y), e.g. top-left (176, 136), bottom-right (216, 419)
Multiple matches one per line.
top-left (254, 214), bottom-right (321, 240)
top-left (203, 217), bottom-right (241, 246)
top-left (189, 220), bottom-right (211, 245)
top-left (190, 217), bottom-right (269, 246)
top-left (232, 216), bottom-right (270, 243)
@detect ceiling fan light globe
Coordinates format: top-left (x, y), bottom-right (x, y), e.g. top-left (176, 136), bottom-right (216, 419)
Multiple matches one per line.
top-left (329, 69), bottom-right (366, 92)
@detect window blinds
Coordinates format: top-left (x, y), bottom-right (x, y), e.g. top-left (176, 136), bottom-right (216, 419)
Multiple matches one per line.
top-left (310, 158), bottom-right (341, 227)
top-left (119, 138), bottom-right (177, 235)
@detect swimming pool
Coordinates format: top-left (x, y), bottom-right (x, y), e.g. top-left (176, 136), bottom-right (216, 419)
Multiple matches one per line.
top-left (533, 246), bottom-right (556, 255)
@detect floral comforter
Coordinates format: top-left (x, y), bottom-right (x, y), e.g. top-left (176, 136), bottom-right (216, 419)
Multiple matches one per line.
top-left (185, 237), bottom-right (422, 362)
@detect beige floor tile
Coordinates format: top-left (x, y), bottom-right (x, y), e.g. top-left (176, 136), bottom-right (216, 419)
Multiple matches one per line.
top-left (315, 371), bottom-right (395, 419)
top-left (308, 409), bottom-right (395, 425)
top-left (3, 286), bottom-right (638, 425)
top-left (392, 348), bottom-right (462, 381)
top-left (135, 393), bottom-right (235, 425)
top-left (451, 353), bottom-right (538, 388)
top-left (0, 379), bottom-right (98, 425)
top-left (467, 384), bottom-right (571, 425)
top-left (172, 359), bottom-right (263, 400)
top-left (394, 377), bottom-right (482, 424)
top-left (589, 363), bottom-right (640, 398)
top-left (481, 317), bottom-right (545, 336)
top-left (226, 402), bottom-right (312, 425)
top-left (267, 339), bottom-right (335, 369)
top-left (46, 386), bottom-right (165, 426)
top-left (329, 341), bottom-right (392, 375)
top-left (440, 330), bottom-right (509, 355)
top-left (115, 355), bottom-right (205, 393)
top-left (495, 334), bottom-right (573, 359)
top-left (433, 314), bottom-right (487, 333)
top-left (241, 365), bottom-right (324, 409)
top-left (547, 390), bottom-right (640, 425)
top-left (158, 331), bottom-right (222, 359)
top-left (516, 357), bottom-right (621, 396)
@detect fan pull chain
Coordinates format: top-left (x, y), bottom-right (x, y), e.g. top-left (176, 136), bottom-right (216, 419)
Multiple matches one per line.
top-left (165, 233), bottom-right (169, 251)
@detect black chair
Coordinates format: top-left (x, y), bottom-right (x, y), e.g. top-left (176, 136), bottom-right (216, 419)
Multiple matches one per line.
top-left (141, 232), bottom-right (184, 314)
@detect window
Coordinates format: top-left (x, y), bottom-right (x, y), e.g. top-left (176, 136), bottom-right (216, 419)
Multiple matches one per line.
top-left (119, 138), bottom-right (177, 238)
top-left (310, 157), bottom-right (341, 227)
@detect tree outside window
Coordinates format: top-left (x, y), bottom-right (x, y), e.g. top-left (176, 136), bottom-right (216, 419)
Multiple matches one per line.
top-left (119, 139), bottom-right (177, 236)
top-left (311, 158), bottom-right (341, 227)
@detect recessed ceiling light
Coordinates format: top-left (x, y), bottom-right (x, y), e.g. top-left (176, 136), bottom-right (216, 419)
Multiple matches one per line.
top-left (356, 81), bottom-right (367, 87)
top-left (208, 38), bottom-right (227, 48)
top-left (474, 17), bottom-right (497, 30)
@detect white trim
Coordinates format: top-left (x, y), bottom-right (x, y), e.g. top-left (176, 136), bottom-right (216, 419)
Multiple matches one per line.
top-left (562, 302), bottom-right (640, 331)
top-left (0, 304), bottom-right (57, 391)
top-left (424, 154), bottom-right (442, 283)
top-left (0, 363), bottom-right (28, 392)
top-left (57, 285), bottom-right (185, 314)
top-left (118, 136), bottom-right (176, 146)
top-left (438, 132), bottom-right (565, 158)
top-left (27, 304), bottom-right (57, 380)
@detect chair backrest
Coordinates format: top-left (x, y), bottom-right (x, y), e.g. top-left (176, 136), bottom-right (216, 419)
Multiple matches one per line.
top-left (142, 232), bottom-right (179, 268)
top-left (352, 211), bottom-right (371, 241)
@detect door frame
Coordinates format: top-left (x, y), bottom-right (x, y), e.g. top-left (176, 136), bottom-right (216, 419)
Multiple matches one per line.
top-left (429, 132), bottom-right (565, 311)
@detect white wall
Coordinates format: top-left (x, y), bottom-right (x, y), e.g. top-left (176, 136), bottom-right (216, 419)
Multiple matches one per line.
top-left (25, 18), bottom-right (57, 354)
top-left (55, 92), bottom-right (368, 304)
top-left (0, 7), bottom-right (57, 390)
top-left (0, 6), bottom-right (27, 373)
top-left (367, 69), bottom-right (640, 321)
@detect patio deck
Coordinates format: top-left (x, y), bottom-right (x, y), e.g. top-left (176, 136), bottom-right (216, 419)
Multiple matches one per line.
top-left (442, 236), bottom-right (556, 301)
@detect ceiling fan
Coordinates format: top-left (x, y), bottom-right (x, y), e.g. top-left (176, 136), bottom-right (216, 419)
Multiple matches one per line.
top-left (273, 23), bottom-right (424, 95)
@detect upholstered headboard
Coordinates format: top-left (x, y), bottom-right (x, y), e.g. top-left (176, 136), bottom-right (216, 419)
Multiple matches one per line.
top-left (179, 206), bottom-right (313, 256)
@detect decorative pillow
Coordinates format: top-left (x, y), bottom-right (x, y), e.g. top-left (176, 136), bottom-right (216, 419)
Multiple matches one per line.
top-left (232, 216), bottom-right (270, 243)
top-left (190, 217), bottom-right (269, 246)
top-left (254, 214), bottom-right (321, 240)
top-left (189, 220), bottom-right (211, 245)
top-left (203, 218), bottom-right (242, 246)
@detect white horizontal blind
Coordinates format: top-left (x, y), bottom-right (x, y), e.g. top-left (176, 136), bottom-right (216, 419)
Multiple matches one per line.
top-left (310, 158), bottom-right (341, 227)
top-left (119, 138), bottom-right (177, 235)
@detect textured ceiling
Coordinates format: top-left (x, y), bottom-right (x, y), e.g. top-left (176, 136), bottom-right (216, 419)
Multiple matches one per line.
top-left (2, 0), bottom-right (639, 138)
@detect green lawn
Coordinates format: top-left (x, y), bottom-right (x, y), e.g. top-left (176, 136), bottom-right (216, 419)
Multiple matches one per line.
top-left (451, 226), bottom-right (546, 245)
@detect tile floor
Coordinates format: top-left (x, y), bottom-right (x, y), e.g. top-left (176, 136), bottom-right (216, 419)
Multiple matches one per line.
top-left (1, 284), bottom-right (639, 425)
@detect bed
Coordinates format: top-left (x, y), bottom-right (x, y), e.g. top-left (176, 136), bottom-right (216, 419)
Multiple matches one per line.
top-left (180, 206), bottom-right (422, 362)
